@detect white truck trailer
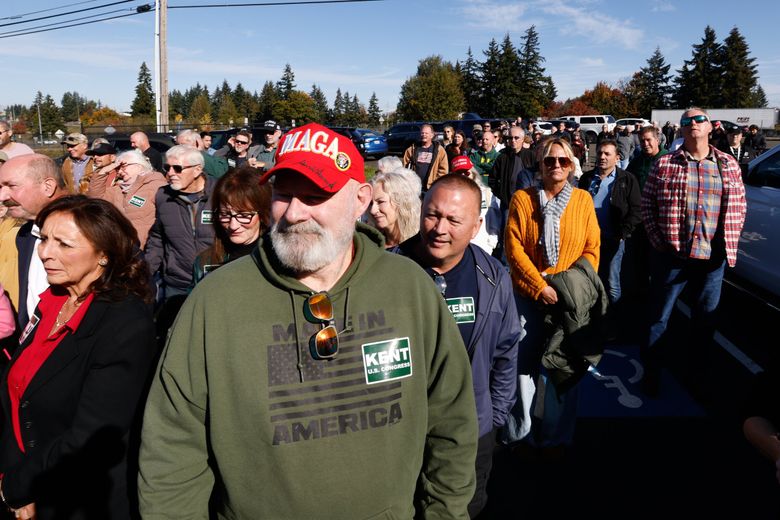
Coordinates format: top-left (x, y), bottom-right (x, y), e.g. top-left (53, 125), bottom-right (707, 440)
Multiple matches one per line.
top-left (650, 108), bottom-right (779, 134)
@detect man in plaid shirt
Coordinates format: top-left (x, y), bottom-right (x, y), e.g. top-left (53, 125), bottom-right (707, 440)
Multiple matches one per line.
top-left (640, 107), bottom-right (746, 397)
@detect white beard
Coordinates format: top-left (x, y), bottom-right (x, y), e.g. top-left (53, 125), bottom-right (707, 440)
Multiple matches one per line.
top-left (270, 216), bottom-right (354, 274)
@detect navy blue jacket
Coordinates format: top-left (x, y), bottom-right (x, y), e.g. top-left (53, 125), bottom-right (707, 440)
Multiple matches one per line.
top-left (15, 221), bottom-right (38, 328)
top-left (396, 239), bottom-right (521, 436)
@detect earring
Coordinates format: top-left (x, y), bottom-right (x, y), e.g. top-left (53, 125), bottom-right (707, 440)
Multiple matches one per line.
top-left (98, 258), bottom-right (108, 266)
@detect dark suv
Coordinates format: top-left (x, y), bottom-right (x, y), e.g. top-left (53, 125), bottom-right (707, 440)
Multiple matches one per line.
top-left (92, 133), bottom-right (175, 153)
top-left (385, 123), bottom-right (424, 155)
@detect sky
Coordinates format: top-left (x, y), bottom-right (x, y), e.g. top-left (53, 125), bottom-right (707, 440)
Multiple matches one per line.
top-left (1, 0), bottom-right (779, 118)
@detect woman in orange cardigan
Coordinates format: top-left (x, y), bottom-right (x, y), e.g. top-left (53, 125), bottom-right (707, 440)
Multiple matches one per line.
top-left (502, 137), bottom-right (600, 453)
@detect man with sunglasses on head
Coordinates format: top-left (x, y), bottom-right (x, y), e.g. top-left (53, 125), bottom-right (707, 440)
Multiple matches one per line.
top-left (215, 129), bottom-right (254, 169)
top-left (640, 107), bottom-right (746, 397)
top-left (139, 123), bottom-right (478, 520)
top-left (394, 174), bottom-right (520, 518)
top-left (145, 145), bottom-right (215, 338)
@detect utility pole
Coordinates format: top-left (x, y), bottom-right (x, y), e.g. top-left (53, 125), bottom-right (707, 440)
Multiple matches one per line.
top-left (37, 102), bottom-right (43, 142)
top-left (154, 0), bottom-right (169, 132)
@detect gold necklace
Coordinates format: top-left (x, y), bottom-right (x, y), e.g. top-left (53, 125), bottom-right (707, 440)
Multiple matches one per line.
top-left (54, 299), bottom-right (79, 330)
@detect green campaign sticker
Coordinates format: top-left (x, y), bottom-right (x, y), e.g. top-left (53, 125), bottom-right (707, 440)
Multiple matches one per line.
top-left (446, 296), bottom-right (476, 324)
top-left (128, 195), bottom-right (146, 208)
top-left (362, 337), bottom-right (412, 385)
top-left (201, 210), bottom-right (213, 224)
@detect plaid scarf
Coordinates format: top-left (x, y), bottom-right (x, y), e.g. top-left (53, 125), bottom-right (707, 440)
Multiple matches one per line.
top-left (537, 181), bottom-right (573, 269)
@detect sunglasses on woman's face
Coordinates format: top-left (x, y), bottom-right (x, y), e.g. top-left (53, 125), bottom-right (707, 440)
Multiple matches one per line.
top-left (543, 156), bottom-right (572, 169)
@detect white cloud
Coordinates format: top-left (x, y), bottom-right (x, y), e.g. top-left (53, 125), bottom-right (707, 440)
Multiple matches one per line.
top-left (458, 0), bottom-right (530, 31)
top-left (540, 0), bottom-right (644, 49)
top-left (650, 0), bottom-right (675, 12)
top-left (581, 57), bottom-right (605, 67)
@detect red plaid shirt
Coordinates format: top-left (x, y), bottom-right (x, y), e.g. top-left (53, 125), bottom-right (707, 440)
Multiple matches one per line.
top-left (641, 145), bottom-right (746, 267)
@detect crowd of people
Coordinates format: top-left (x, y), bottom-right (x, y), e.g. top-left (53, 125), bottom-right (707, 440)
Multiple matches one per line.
top-left (0, 108), bottom-right (775, 518)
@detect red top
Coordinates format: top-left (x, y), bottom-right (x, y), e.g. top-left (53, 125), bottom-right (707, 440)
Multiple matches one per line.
top-left (7, 289), bottom-right (94, 452)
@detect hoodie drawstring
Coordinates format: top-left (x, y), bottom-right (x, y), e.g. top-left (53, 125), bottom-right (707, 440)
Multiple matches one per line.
top-left (288, 290), bottom-right (305, 383)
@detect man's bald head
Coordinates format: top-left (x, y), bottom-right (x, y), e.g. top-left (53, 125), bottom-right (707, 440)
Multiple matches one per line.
top-left (0, 154), bottom-right (65, 220)
top-left (130, 131), bottom-right (151, 151)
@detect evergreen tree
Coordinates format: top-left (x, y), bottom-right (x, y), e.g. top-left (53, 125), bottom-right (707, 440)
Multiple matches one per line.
top-left (276, 64), bottom-right (296, 101)
top-left (217, 95), bottom-right (240, 125)
top-left (257, 81), bottom-right (278, 122)
top-left (720, 27), bottom-right (758, 108)
top-left (332, 89), bottom-right (345, 125)
top-left (232, 82), bottom-right (257, 123)
top-left (32, 92), bottom-right (64, 136)
top-left (309, 84), bottom-right (329, 123)
top-left (460, 47), bottom-right (483, 114)
top-left (169, 89), bottom-right (187, 119)
top-left (130, 62), bottom-right (156, 118)
top-left (396, 55), bottom-right (465, 121)
top-left (495, 34), bottom-right (522, 117)
top-left (674, 26), bottom-right (722, 107)
top-left (751, 85), bottom-right (768, 107)
top-left (60, 92), bottom-right (94, 122)
top-left (634, 47), bottom-right (673, 115)
top-left (479, 38), bottom-right (501, 117)
top-left (517, 26), bottom-right (554, 117)
top-left (367, 92), bottom-right (381, 127)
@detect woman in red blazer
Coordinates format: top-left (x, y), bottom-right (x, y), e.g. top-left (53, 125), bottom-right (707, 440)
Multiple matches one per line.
top-left (0, 196), bottom-right (156, 519)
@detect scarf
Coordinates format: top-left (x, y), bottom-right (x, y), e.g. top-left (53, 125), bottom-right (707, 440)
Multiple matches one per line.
top-left (537, 180), bottom-right (573, 269)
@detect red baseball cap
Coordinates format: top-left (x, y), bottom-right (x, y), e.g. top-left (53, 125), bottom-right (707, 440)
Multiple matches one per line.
top-left (259, 123), bottom-right (365, 193)
top-left (451, 155), bottom-right (474, 173)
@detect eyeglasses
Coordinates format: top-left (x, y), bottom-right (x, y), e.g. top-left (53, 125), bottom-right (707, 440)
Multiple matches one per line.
top-left (235, 140), bottom-right (250, 145)
top-left (510, 136), bottom-right (524, 140)
top-left (119, 162), bottom-right (142, 169)
top-left (217, 210), bottom-right (257, 224)
top-left (680, 114), bottom-right (709, 127)
top-left (304, 292), bottom-right (339, 360)
top-left (163, 163), bottom-right (198, 173)
top-left (65, 143), bottom-right (77, 148)
top-left (543, 156), bottom-right (573, 169)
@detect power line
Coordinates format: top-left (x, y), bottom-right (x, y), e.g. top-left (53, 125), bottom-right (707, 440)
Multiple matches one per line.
top-left (0, 0), bottom-right (135, 28)
top-left (169, 0), bottom-right (382, 9)
top-left (0, 8), bottom-right (130, 37)
top-left (0, 1), bottom-right (102, 21)
top-left (0, 10), bottom-right (151, 39)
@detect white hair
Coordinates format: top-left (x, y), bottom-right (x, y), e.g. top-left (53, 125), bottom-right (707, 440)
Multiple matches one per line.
top-left (376, 155), bottom-right (403, 174)
top-left (165, 144), bottom-right (204, 167)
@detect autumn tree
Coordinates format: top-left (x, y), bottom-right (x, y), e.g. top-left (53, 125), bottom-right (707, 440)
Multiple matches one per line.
top-left (273, 90), bottom-right (317, 126)
top-left (189, 93), bottom-right (212, 125)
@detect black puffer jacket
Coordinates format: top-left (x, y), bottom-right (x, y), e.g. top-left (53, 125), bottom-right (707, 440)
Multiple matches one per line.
top-left (145, 177), bottom-right (216, 291)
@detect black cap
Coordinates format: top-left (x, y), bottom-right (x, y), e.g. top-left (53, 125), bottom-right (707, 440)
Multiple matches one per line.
top-left (85, 143), bottom-right (117, 156)
top-left (261, 120), bottom-right (281, 132)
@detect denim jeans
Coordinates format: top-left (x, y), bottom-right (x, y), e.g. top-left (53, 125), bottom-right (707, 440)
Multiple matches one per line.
top-left (599, 238), bottom-right (625, 304)
top-left (644, 248), bottom-right (726, 353)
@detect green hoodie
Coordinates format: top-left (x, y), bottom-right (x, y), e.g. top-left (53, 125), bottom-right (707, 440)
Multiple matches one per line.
top-left (138, 224), bottom-right (477, 519)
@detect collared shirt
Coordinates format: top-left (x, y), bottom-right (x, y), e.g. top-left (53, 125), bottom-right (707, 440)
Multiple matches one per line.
top-left (8, 288), bottom-right (94, 452)
top-left (26, 225), bottom-right (48, 321)
top-left (684, 150), bottom-right (723, 260)
top-left (588, 168), bottom-right (617, 238)
top-left (70, 156), bottom-right (90, 185)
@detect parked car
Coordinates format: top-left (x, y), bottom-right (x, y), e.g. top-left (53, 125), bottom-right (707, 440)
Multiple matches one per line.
top-left (711, 120), bottom-right (742, 134)
top-left (560, 114), bottom-right (616, 143)
top-left (385, 123), bottom-right (423, 154)
top-left (531, 121), bottom-right (555, 136)
top-left (98, 132), bottom-right (175, 154)
top-left (730, 144), bottom-right (780, 301)
top-left (615, 118), bottom-right (652, 129)
top-left (329, 127), bottom-right (387, 158)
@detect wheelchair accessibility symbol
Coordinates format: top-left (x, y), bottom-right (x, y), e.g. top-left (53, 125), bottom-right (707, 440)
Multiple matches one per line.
top-left (588, 349), bottom-right (644, 409)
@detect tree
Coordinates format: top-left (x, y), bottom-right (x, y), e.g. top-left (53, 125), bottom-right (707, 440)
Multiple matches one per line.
top-left (189, 93), bottom-right (212, 125)
top-left (217, 95), bottom-right (240, 125)
top-left (495, 34), bottom-right (522, 117)
top-left (396, 55), bottom-right (465, 121)
top-left (750, 85), bottom-right (768, 108)
top-left (82, 107), bottom-right (123, 127)
top-left (211, 80), bottom-right (233, 118)
top-left (256, 81), bottom-right (278, 122)
top-left (130, 62), bottom-right (155, 118)
top-left (460, 47), bottom-right (482, 114)
top-left (273, 90), bottom-right (317, 126)
top-left (517, 25), bottom-right (555, 117)
top-left (276, 63), bottom-right (296, 101)
top-left (580, 82), bottom-right (631, 119)
top-left (169, 89), bottom-right (187, 120)
top-left (720, 27), bottom-right (758, 108)
top-left (633, 47), bottom-right (673, 115)
top-left (32, 92), bottom-right (64, 136)
top-left (61, 92), bottom-right (96, 122)
top-left (332, 88), bottom-right (345, 125)
top-left (232, 82), bottom-right (257, 123)
top-left (479, 38), bottom-right (501, 117)
top-left (367, 92), bottom-right (381, 127)
top-left (309, 84), bottom-right (329, 123)
top-left (674, 26), bottom-right (722, 107)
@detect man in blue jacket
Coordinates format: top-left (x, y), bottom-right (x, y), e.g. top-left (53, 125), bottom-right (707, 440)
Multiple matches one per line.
top-left (396, 174), bottom-right (520, 518)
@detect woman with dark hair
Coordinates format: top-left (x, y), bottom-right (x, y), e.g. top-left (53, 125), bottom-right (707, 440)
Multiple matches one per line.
top-left (446, 130), bottom-right (470, 166)
top-left (193, 167), bottom-right (271, 284)
top-left (0, 195), bottom-right (157, 519)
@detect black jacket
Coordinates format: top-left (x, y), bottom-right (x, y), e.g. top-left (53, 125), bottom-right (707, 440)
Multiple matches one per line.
top-left (145, 177), bottom-right (216, 291)
top-left (0, 294), bottom-right (157, 519)
top-left (579, 167), bottom-right (641, 240)
top-left (491, 147), bottom-right (536, 209)
top-left (15, 221), bottom-right (37, 328)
